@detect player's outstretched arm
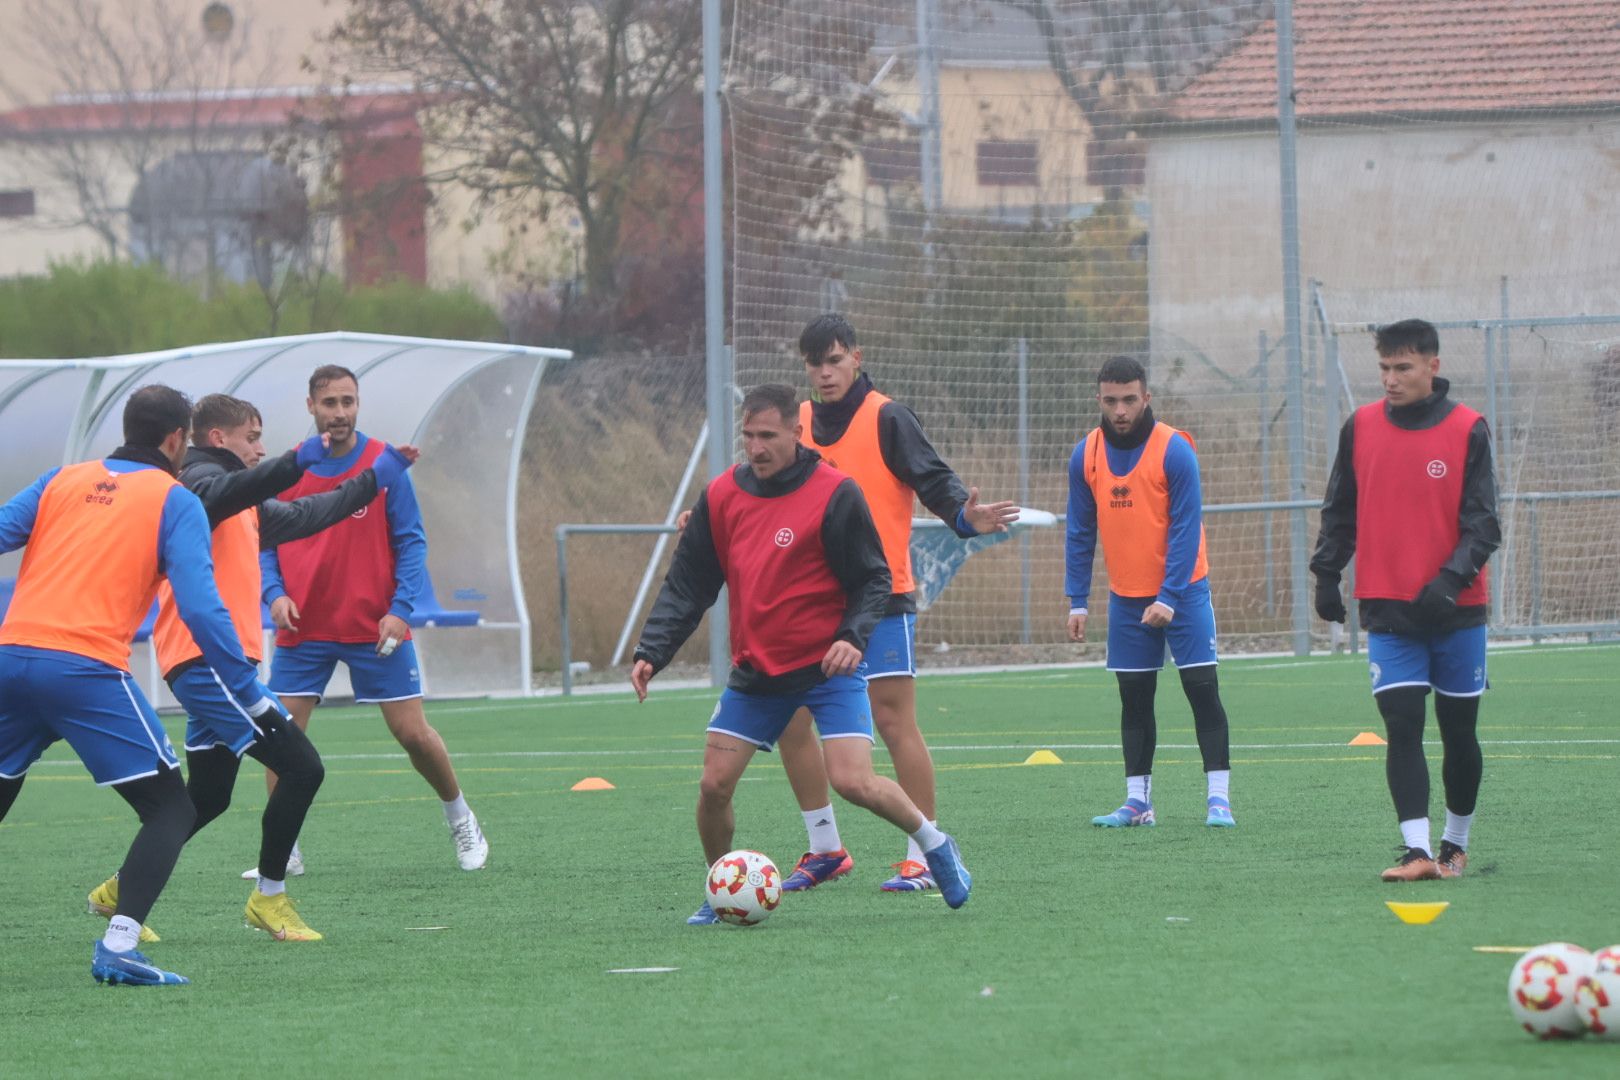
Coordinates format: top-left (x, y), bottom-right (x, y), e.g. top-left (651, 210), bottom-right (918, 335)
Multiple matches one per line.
top-left (184, 434), bottom-right (330, 529)
top-left (255, 443), bottom-right (415, 550)
top-left (632, 492), bottom-right (725, 681)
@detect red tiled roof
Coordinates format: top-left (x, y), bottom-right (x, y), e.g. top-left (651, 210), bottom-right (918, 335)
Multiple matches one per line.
top-left (1170, 0), bottom-right (1620, 122)
top-left (0, 92), bottom-right (426, 138)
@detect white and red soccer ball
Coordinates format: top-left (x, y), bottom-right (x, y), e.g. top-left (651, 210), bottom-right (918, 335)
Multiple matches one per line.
top-left (704, 849), bottom-right (782, 927)
top-left (1508, 942), bottom-right (1595, 1039)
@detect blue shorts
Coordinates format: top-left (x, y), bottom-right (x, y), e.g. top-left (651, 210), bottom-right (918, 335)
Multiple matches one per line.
top-left (859, 613), bottom-right (916, 680)
top-left (170, 664), bottom-right (263, 755)
top-left (0, 645), bottom-right (180, 785)
top-left (706, 675), bottom-right (873, 751)
top-left (269, 639), bottom-right (422, 703)
top-left (1105, 581), bottom-right (1220, 672)
top-left (1367, 626), bottom-right (1487, 697)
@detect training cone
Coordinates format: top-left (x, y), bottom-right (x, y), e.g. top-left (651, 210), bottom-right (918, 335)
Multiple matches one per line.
top-left (1022, 750), bottom-right (1063, 765)
top-left (1385, 900), bottom-right (1449, 925)
top-left (571, 777), bottom-right (615, 791)
top-left (1349, 731), bottom-right (1387, 746)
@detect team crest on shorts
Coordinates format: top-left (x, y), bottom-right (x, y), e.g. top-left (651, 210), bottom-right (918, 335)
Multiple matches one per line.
top-left (1368, 661), bottom-right (1382, 687)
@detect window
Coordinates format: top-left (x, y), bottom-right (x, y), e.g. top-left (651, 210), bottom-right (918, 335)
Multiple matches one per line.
top-left (863, 139), bottom-right (921, 187)
top-left (0, 189), bottom-right (36, 218)
top-left (976, 140), bottom-right (1038, 187)
top-left (1087, 138), bottom-right (1146, 190)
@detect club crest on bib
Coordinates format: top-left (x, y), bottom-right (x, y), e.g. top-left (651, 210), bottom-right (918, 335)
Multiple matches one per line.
top-left (773, 527), bottom-right (794, 548)
top-left (1426, 459), bottom-right (1448, 478)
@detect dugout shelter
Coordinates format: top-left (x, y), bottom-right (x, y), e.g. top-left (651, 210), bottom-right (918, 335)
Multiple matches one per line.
top-left (0, 332), bottom-right (570, 703)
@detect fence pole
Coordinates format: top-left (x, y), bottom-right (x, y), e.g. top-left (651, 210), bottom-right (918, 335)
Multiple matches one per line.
top-left (702, 0), bottom-right (731, 689)
top-left (556, 527), bottom-right (575, 695)
top-left (1017, 338), bottom-right (1032, 644)
top-left (1259, 331), bottom-right (1274, 617)
top-left (1275, 0), bottom-right (1311, 656)
top-left (1483, 324), bottom-right (1504, 628)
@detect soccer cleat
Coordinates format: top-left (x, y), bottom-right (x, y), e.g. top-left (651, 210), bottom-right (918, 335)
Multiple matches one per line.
top-left (449, 812), bottom-right (489, 870)
top-left (87, 876), bottom-right (159, 943)
top-left (922, 835), bottom-right (972, 909)
top-left (91, 941), bottom-right (188, 986)
top-left (880, 860), bottom-right (937, 893)
top-left (244, 889), bottom-right (323, 941)
top-left (687, 901), bottom-right (720, 926)
top-left (1436, 840), bottom-right (1468, 879)
top-left (780, 848), bottom-right (853, 891)
top-left (1092, 799), bottom-right (1155, 828)
top-left (1380, 846), bottom-right (1441, 882)
top-left (1205, 797), bottom-right (1236, 828)
top-left (241, 842), bottom-right (305, 881)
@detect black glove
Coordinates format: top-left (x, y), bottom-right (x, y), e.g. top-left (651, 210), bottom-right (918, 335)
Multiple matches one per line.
top-left (1413, 571), bottom-right (1463, 623)
top-left (1314, 575), bottom-right (1346, 624)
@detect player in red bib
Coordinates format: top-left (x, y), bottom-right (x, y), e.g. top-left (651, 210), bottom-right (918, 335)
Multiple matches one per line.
top-left (630, 384), bottom-right (974, 922)
top-left (1312, 319), bottom-right (1500, 882)
top-left (257, 365), bottom-right (488, 873)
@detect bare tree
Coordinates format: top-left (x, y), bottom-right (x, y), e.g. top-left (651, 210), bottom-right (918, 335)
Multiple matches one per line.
top-left (323, 0), bottom-right (705, 311)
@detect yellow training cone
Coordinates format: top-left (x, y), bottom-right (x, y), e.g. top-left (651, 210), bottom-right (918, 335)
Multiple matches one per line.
top-left (571, 777), bottom-right (615, 791)
top-left (1385, 900), bottom-right (1449, 925)
top-left (1022, 750), bottom-right (1063, 765)
top-left (1349, 731), bottom-right (1387, 746)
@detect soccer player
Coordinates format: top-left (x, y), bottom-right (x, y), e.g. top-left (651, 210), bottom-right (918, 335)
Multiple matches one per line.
top-left (773, 313), bottom-right (1017, 895)
top-left (258, 365), bottom-right (488, 871)
top-left (1065, 355), bottom-right (1235, 828)
top-left (1311, 319), bottom-right (1499, 882)
top-left (630, 384), bottom-right (973, 924)
top-left (86, 394), bottom-right (417, 942)
top-left (0, 385), bottom-right (285, 986)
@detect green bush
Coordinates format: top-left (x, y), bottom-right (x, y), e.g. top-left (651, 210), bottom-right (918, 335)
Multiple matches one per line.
top-left (0, 261), bottom-right (505, 358)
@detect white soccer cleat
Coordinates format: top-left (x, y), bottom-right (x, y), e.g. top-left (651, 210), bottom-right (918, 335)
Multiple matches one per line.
top-left (240, 842), bottom-right (305, 880)
top-left (449, 813), bottom-right (489, 871)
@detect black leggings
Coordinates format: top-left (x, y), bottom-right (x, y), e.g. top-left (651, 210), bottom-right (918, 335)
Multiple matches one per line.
top-left (1115, 667), bottom-right (1232, 776)
top-left (1376, 686), bottom-right (1484, 822)
top-left (186, 710), bottom-right (324, 881)
top-left (110, 766), bottom-right (197, 925)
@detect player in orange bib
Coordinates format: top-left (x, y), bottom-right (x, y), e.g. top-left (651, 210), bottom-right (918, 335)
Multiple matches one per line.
top-left (775, 314), bottom-right (1019, 894)
top-left (0, 385), bottom-right (285, 986)
top-left (1065, 356), bottom-right (1235, 829)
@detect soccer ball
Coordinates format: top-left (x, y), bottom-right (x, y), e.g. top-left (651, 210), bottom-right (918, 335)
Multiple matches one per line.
top-left (1509, 942), bottom-right (1594, 1039)
top-left (1575, 970), bottom-right (1620, 1041)
top-left (1592, 945), bottom-right (1620, 975)
top-left (704, 850), bottom-right (782, 927)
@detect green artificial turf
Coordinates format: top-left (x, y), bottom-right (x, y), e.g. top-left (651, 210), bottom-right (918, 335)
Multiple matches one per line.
top-left (1, 645), bottom-right (1616, 1078)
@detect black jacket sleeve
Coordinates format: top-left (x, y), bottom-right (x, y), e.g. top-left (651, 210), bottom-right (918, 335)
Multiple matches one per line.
top-left (184, 451), bottom-right (303, 529)
top-left (1309, 418), bottom-right (1357, 582)
top-left (632, 491), bottom-right (725, 674)
top-left (258, 470), bottom-right (381, 549)
top-left (1441, 418), bottom-right (1500, 587)
top-left (821, 478), bottom-right (893, 651)
top-left (876, 401), bottom-right (975, 537)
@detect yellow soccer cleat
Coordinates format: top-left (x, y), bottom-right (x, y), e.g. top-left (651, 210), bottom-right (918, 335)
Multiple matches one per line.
top-left (244, 889), bottom-right (323, 942)
top-left (87, 876), bottom-right (160, 943)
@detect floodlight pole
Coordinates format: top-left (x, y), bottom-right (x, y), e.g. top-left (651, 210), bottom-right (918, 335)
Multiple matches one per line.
top-left (703, 0), bottom-right (731, 688)
top-left (1276, 0), bottom-right (1310, 656)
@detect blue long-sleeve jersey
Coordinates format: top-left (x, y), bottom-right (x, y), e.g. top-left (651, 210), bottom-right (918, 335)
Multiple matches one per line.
top-left (0, 459), bottom-right (270, 709)
top-left (1065, 429), bottom-right (1205, 611)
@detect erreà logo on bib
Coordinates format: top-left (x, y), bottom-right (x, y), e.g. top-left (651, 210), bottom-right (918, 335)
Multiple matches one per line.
top-left (773, 527), bottom-right (794, 548)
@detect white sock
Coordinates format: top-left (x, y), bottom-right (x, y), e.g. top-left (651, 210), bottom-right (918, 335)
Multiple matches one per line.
top-left (104, 916), bottom-right (141, 954)
top-left (910, 819), bottom-right (948, 853)
top-left (1127, 775), bottom-right (1151, 804)
top-left (904, 821), bottom-right (937, 865)
top-left (801, 804), bottom-right (842, 853)
top-left (1399, 817), bottom-right (1432, 856)
top-left (442, 792), bottom-right (471, 824)
top-left (1207, 770), bottom-right (1231, 802)
top-left (258, 877), bottom-right (286, 897)
top-left (1442, 811), bottom-right (1473, 850)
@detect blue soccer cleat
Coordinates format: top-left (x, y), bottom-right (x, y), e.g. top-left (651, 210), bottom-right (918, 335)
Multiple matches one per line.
top-left (922, 835), bottom-right (972, 909)
top-left (780, 848), bottom-right (853, 892)
top-left (91, 941), bottom-right (189, 986)
top-left (1092, 799), bottom-right (1155, 828)
top-left (687, 901), bottom-right (721, 926)
top-left (1205, 797), bottom-right (1236, 828)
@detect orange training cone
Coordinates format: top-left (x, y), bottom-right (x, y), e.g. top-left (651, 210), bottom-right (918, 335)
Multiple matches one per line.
top-left (571, 777), bottom-right (616, 791)
top-left (1349, 732), bottom-right (1387, 746)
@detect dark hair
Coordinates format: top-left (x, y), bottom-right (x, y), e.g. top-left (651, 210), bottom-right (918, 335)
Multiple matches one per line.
top-left (1097, 355), bottom-right (1148, 388)
top-left (1375, 319), bottom-right (1439, 357)
top-left (798, 313), bottom-right (857, 363)
top-left (309, 364), bottom-right (358, 396)
top-left (741, 383), bottom-right (798, 424)
top-left (190, 393), bottom-right (258, 447)
top-left (123, 384), bottom-right (193, 448)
